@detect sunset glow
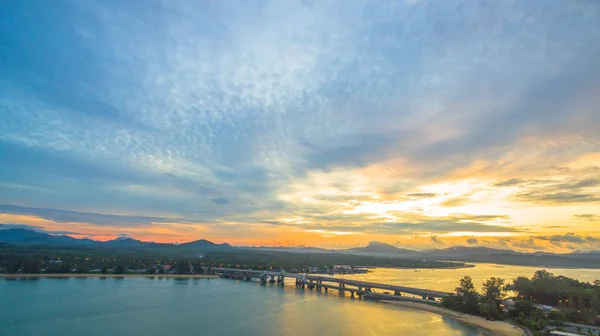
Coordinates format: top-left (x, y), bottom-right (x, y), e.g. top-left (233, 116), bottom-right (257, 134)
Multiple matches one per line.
top-left (1, 0), bottom-right (599, 252)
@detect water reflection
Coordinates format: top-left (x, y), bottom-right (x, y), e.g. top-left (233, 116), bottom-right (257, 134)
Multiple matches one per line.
top-left (0, 277), bottom-right (488, 336)
top-left (333, 263), bottom-right (600, 292)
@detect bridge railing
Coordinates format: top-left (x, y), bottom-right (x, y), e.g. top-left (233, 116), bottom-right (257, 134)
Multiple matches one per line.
top-left (212, 267), bottom-right (450, 298)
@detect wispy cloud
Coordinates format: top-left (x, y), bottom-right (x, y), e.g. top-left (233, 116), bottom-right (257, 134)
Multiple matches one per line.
top-left (0, 0), bottom-right (599, 248)
top-left (0, 204), bottom-right (180, 227)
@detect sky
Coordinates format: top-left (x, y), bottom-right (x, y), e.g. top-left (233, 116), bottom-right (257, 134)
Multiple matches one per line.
top-left (1, 0), bottom-right (599, 252)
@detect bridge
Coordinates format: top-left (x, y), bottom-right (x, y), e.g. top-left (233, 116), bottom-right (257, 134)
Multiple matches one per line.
top-left (212, 268), bottom-right (449, 303)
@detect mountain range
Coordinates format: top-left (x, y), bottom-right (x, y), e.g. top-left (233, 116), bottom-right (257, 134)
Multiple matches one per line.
top-left (1, 228), bottom-right (599, 268)
top-left (0, 228), bottom-right (230, 250)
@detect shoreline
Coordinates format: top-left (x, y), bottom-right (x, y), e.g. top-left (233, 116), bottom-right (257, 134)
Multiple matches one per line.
top-left (380, 300), bottom-right (525, 336)
top-left (0, 273), bottom-right (218, 279)
top-left (3, 273), bottom-right (522, 335)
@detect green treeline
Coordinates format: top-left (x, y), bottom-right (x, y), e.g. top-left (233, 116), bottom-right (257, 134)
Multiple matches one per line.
top-left (0, 244), bottom-right (462, 273)
top-left (442, 271), bottom-right (600, 335)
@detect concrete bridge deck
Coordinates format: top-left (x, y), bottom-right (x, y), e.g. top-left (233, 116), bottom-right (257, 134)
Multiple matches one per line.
top-left (212, 267), bottom-right (450, 299)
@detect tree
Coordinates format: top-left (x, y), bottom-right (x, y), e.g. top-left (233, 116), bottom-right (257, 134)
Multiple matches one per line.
top-left (7, 261), bottom-right (21, 273)
top-left (456, 276), bottom-right (476, 296)
top-left (175, 261), bottom-right (190, 274)
top-left (442, 295), bottom-right (464, 310)
top-left (101, 266), bottom-right (108, 274)
top-left (547, 310), bottom-right (566, 323)
top-left (481, 277), bottom-right (506, 320)
top-left (512, 276), bottom-right (534, 300)
top-left (146, 267), bottom-right (156, 274)
top-left (454, 276), bottom-right (481, 315)
top-left (75, 266), bottom-right (89, 274)
top-left (114, 265), bottom-right (125, 274)
top-left (508, 300), bottom-right (536, 319)
top-left (533, 270), bottom-right (553, 281)
top-left (193, 263), bottom-right (204, 274)
top-left (23, 261), bottom-right (40, 274)
top-left (482, 277), bottom-right (506, 305)
top-left (480, 301), bottom-right (502, 321)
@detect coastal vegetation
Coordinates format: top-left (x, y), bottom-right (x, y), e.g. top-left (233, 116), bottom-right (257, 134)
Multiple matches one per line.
top-left (442, 271), bottom-right (600, 335)
top-left (0, 243), bottom-right (463, 275)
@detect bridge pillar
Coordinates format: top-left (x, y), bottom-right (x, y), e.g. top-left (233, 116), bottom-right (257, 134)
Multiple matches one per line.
top-left (269, 275), bottom-right (276, 284)
top-left (394, 290), bottom-right (401, 296)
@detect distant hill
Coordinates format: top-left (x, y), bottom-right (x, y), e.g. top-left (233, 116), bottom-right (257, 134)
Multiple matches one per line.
top-left (0, 229), bottom-right (201, 250)
top-left (178, 239), bottom-right (231, 249)
top-left (421, 246), bottom-right (519, 258)
top-left (568, 251), bottom-right (600, 259)
top-left (345, 241), bottom-right (416, 256)
top-left (3, 228), bottom-right (600, 268)
top-left (102, 237), bottom-right (160, 248)
top-left (0, 229), bottom-right (96, 246)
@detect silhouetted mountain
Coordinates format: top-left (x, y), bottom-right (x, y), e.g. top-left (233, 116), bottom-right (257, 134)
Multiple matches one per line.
top-left (178, 239), bottom-right (231, 249)
top-left (0, 228), bottom-right (222, 249)
top-left (3, 229), bottom-right (600, 268)
top-left (569, 250), bottom-right (600, 259)
top-left (0, 229), bottom-right (160, 249)
top-left (346, 241), bottom-right (416, 255)
top-left (0, 229), bottom-right (95, 246)
top-left (422, 246), bottom-right (519, 258)
top-left (102, 237), bottom-right (156, 248)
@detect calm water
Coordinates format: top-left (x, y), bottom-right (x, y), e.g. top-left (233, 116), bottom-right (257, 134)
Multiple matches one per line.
top-left (2, 263), bottom-right (597, 336)
top-left (0, 277), bottom-right (487, 336)
top-left (336, 263), bottom-right (600, 292)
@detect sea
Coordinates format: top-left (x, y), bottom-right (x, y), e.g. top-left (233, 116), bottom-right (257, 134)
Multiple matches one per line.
top-left (1, 263), bottom-right (598, 336)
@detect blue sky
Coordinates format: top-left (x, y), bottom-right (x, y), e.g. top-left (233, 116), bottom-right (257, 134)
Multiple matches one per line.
top-left (1, 0), bottom-right (599, 249)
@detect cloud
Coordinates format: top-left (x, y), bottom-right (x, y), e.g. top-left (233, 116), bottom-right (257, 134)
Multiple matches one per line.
top-left (0, 223), bottom-right (80, 235)
top-left (573, 214), bottom-right (599, 221)
top-left (509, 238), bottom-right (542, 250)
top-left (211, 198), bottom-right (230, 205)
top-left (536, 233), bottom-right (598, 246)
top-left (441, 197), bottom-right (471, 207)
top-left (288, 213), bottom-right (519, 235)
top-left (466, 238), bottom-right (478, 245)
top-left (0, 204), bottom-right (179, 227)
top-left (493, 179), bottom-right (525, 187)
top-left (511, 177), bottom-right (600, 205)
top-left (407, 193), bottom-right (439, 199)
top-left (514, 192), bottom-right (599, 204)
top-left (0, 0), bottom-right (599, 247)
top-left (430, 235), bottom-right (443, 245)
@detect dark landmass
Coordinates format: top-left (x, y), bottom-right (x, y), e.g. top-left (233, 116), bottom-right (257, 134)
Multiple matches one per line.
top-left (0, 229), bottom-right (463, 272)
top-left (2, 229), bottom-right (600, 270)
top-left (336, 242), bottom-right (600, 269)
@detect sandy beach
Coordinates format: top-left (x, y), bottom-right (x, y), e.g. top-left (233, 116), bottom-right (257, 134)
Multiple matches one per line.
top-left (0, 273), bottom-right (218, 279)
top-left (381, 300), bottom-right (525, 336)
